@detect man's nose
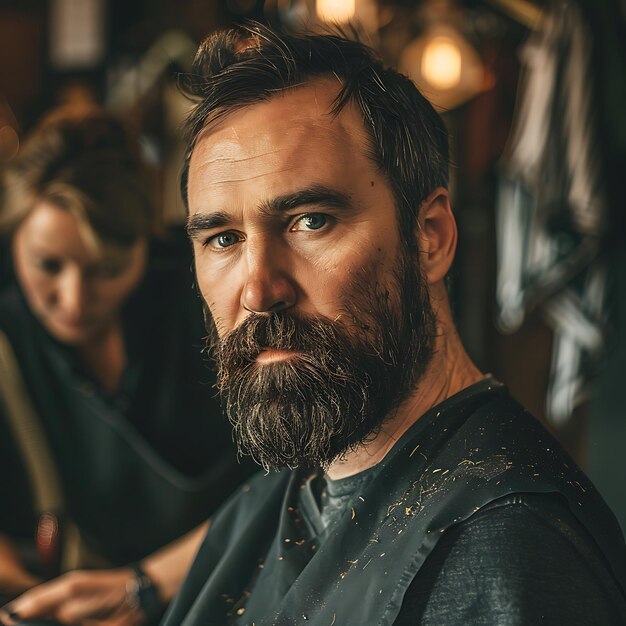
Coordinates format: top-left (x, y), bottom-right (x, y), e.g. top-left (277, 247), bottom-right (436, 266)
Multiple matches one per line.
top-left (241, 240), bottom-right (297, 314)
top-left (57, 269), bottom-right (85, 318)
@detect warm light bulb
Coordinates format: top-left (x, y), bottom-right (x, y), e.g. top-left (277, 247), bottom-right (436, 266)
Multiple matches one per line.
top-left (316, 0), bottom-right (356, 23)
top-left (420, 36), bottom-right (462, 90)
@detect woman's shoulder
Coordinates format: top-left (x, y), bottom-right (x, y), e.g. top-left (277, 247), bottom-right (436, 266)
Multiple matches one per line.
top-left (0, 285), bottom-right (58, 396)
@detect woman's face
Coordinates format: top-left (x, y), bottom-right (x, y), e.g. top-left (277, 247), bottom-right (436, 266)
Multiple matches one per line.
top-left (12, 201), bottom-right (147, 345)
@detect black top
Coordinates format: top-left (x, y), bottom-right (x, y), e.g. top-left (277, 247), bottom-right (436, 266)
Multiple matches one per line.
top-left (163, 378), bottom-right (626, 625)
top-left (301, 457), bottom-right (626, 624)
top-left (0, 230), bottom-right (254, 567)
top-left (395, 493), bottom-right (626, 625)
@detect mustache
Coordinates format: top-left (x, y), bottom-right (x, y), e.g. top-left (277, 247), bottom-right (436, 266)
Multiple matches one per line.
top-left (214, 310), bottom-right (358, 362)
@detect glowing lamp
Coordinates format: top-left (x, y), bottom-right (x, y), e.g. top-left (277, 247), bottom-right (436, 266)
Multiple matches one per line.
top-left (421, 36), bottom-right (462, 90)
top-left (316, 0), bottom-right (356, 23)
top-left (400, 23), bottom-right (487, 111)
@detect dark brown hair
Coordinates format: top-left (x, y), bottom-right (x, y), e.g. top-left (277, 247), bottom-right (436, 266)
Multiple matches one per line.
top-left (180, 22), bottom-right (449, 251)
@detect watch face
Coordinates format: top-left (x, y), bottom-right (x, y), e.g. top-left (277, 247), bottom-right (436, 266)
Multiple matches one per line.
top-left (125, 563), bottom-right (163, 620)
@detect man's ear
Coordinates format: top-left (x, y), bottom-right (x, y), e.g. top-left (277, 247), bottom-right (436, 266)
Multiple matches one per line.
top-left (416, 187), bottom-right (457, 285)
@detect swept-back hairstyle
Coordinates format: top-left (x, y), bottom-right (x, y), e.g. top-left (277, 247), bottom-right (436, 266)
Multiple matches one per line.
top-left (1, 106), bottom-right (153, 248)
top-left (180, 22), bottom-right (449, 250)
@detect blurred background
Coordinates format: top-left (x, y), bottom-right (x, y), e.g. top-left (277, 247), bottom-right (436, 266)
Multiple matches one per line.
top-left (1, 0), bottom-right (625, 530)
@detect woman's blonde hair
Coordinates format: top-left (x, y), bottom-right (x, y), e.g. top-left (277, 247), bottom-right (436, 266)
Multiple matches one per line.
top-left (0, 105), bottom-right (154, 251)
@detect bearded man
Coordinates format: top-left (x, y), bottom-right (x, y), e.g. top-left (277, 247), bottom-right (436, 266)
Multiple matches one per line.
top-left (165, 24), bottom-right (626, 625)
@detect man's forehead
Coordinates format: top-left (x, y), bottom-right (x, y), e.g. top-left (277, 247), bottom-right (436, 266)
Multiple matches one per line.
top-left (189, 80), bottom-right (370, 170)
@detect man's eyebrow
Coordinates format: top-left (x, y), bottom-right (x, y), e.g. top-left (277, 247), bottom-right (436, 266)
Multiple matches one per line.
top-left (186, 211), bottom-right (231, 239)
top-left (186, 186), bottom-right (351, 239)
top-left (260, 185), bottom-right (352, 215)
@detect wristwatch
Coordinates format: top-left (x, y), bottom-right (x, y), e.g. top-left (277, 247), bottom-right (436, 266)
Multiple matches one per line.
top-left (125, 562), bottom-right (163, 623)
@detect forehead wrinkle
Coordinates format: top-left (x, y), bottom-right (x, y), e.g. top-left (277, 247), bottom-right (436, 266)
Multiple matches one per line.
top-left (206, 165), bottom-right (296, 187)
top-left (198, 147), bottom-right (286, 166)
top-left (192, 143), bottom-right (293, 186)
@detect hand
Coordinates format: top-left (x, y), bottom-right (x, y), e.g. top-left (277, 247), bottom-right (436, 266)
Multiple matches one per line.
top-left (0, 570), bottom-right (42, 600)
top-left (0, 569), bottom-right (146, 626)
top-left (0, 534), bottom-right (44, 598)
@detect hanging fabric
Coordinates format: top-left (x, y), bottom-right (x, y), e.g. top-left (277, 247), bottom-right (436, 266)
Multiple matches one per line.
top-left (495, 0), bottom-right (607, 424)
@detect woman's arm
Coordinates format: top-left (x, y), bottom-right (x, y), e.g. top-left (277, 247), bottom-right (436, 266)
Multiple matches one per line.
top-left (141, 520), bottom-right (209, 603)
top-left (0, 521), bottom-right (209, 625)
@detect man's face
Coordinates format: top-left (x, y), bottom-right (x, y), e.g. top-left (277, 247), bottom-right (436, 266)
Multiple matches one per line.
top-left (187, 80), bottom-right (435, 469)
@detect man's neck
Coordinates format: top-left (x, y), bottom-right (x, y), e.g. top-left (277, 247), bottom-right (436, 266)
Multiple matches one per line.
top-left (327, 323), bottom-right (483, 480)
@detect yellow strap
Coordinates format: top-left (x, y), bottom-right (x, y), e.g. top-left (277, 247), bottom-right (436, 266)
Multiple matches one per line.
top-left (0, 329), bottom-right (64, 513)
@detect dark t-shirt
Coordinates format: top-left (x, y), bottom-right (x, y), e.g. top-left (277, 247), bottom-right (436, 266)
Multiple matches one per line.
top-left (164, 379), bottom-right (626, 625)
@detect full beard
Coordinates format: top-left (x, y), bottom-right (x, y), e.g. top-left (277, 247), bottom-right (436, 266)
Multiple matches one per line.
top-left (206, 249), bottom-right (436, 471)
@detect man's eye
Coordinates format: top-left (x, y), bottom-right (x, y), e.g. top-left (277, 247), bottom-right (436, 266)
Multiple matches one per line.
top-left (207, 231), bottom-right (241, 249)
top-left (291, 213), bottom-right (328, 231)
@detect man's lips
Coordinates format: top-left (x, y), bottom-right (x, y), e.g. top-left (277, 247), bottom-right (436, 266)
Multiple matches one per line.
top-left (256, 349), bottom-right (300, 364)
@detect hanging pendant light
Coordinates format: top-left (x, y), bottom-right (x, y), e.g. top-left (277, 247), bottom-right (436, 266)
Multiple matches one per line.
top-left (313, 0), bottom-right (378, 36)
top-left (399, 0), bottom-right (489, 111)
top-left (316, 0), bottom-right (356, 22)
